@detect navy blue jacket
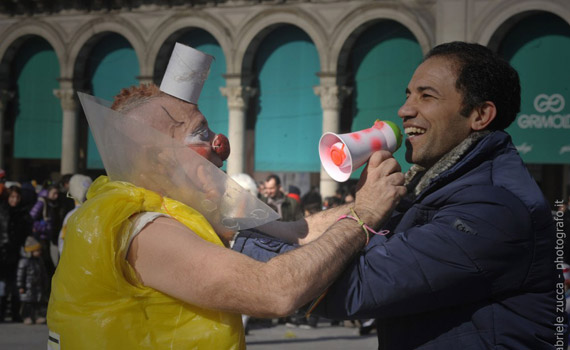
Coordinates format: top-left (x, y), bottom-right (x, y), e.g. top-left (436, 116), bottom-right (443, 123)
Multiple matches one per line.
top-left (233, 131), bottom-right (558, 349)
top-left (316, 131), bottom-right (558, 349)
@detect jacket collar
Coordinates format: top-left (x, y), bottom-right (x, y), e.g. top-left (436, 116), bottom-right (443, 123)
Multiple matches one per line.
top-left (404, 130), bottom-right (501, 199)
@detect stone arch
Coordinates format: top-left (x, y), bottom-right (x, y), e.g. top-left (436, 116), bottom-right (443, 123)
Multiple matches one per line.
top-left (147, 12), bottom-right (232, 80)
top-left (65, 16), bottom-right (146, 80)
top-left (0, 19), bottom-right (65, 85)
top-left (329, 5), bottom-right (432, 81)
top-left (473, 0), bottom-right (570, 49)
top-left (232, 8), bottom-right (327, 77)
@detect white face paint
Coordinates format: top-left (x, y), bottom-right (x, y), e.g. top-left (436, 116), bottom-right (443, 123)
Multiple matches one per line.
top-left (184, 126), bottom-right (210, 146)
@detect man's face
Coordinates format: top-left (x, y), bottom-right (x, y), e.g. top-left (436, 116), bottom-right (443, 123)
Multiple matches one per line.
top-left (398, 56), bottom-right (473, 169)
top-left (264, 179), bottom-right (280, 199)
top-left (129, 96), bottom-right (225, 168)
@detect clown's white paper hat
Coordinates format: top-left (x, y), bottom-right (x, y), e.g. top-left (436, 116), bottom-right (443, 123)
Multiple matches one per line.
top-left (160, 43), bottom-right (214, 104)
top-left (77, 92), bottom-right (279, 233)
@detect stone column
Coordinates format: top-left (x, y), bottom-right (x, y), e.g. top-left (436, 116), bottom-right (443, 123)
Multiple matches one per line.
top-left (220, 76), bottom-right (257, 176)
top-left (0, 90), bottom-right (14, 169)
top-left (136, 75), bottom-right (154, 85)
top-left (54, 83), bottom-right (78, 175)
top-left (314, 74), bottom-right (351, 198)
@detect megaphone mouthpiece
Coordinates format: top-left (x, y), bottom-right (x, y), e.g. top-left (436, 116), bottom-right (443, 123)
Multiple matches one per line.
top-left (319, 119), bottom-right (402, 182)
top-left (330, 143), bottom-right (347, 166)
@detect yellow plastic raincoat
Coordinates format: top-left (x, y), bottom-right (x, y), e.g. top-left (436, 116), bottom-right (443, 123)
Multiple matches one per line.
top-left (47, 176), bottom-right (245, 349)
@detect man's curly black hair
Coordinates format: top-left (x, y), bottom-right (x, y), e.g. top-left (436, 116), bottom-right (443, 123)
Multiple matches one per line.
top-left (424, 42), bottom-right (521, 130)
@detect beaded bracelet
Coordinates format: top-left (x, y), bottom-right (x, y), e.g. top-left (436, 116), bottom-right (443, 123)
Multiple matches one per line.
top-left (337, 208), bottom-right (389, 245)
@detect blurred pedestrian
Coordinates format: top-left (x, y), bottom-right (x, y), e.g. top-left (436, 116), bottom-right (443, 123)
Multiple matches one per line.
top-left (29, 184), bottom-right (59, 277)
top-left (301, 188), bottom-right (322, 217)
top-left (17, 236), bottom-right (49, 325)
top-left (0, 186), bottom-right (32, 322)
top-left (58, 175), bottom-right (93, 255)
top-left (262, 174), bottom-right (303, 222)
top-left (287, 185), bottom-right (301, 204)
top-left (56, 174), bottom-right (75, 241)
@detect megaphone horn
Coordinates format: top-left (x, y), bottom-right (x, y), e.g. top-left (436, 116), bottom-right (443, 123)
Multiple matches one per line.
top-left (319, 120), bottom-right (402, 182)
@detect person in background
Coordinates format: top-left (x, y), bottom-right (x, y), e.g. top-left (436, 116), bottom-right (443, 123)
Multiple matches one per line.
top-left (0, 186), bottom-right (33, 323)
top-left (17, 236), bottom-right (49, 325)
top-left (323, 196), bottom-right (343, 210)
top-left (343, 185), bottom-right (356, 204)
top-left (287, 185), bottom-right (301, 204)
top-left (29, 185), bottom-right (59, 277)
top-left (56, 175), bottom-right (75, 239)
top-left (18, 182), bottom-right (37, 213)
top-left (58, 175), bottom-right (93, 255)
top-left (301, 188), bottom-right (322, 218)
top-left (262, 174), bottom-right (303, 222)
top-left (0, 169), bottom-right (7, 200)
top-left (257, 181), bottom-right (266, 199)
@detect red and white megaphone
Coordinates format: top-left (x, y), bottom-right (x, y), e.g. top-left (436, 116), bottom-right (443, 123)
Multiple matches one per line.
top-left (319, 120), bottom-right (403, 182)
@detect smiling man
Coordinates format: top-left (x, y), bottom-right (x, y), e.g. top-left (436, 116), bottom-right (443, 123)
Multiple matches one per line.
top-left (235, 41), bottom-right (559, 349)
top-left (309, 41), bottom-right (558, 349)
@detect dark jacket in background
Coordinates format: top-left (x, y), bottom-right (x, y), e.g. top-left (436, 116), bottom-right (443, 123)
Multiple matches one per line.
top-left (262, 194), bottom-right (303, 222)
top-left (16, 256), bottom-right (49, 303)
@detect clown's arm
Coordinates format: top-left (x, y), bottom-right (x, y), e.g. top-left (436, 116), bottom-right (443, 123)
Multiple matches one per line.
top-left (127, 151), bottom-right (405, 317)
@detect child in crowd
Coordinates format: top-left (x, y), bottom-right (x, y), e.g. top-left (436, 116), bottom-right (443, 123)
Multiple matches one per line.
top-left (17, 236), bottom-right (49, 325)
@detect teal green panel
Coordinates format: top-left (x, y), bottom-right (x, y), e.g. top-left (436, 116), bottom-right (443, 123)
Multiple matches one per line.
top-left (86, 34), bottom-right (139, 169)
top-left (254, 26), bottom-right (321, 172)
top-left (350, 21), bottom-right (423, 176)
top-left (178, 31), bottom-right (228, 170)
top-left (13, 37), bottom-right (61, 159)
top-left (500, 13), bottom-right (570, 164)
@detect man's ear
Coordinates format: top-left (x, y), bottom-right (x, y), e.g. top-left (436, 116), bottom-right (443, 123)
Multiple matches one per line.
top-left (470, 101), bottom-right (497, 131)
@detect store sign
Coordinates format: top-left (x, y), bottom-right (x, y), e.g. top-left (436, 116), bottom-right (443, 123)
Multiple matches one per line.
top-left (510, 92), bottom-right (570, 164)
top-left (517, 94), bottom-right (569, 129)
top-left (500, 16), bottom-right (570, 165)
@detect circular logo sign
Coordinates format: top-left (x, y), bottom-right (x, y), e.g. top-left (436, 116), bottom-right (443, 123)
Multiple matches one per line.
top-left (534, 94), bottom-right (565, 113)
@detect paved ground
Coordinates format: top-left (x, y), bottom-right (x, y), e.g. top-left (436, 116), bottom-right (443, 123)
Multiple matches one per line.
top-left (0, 319), bottom-right (378, 349)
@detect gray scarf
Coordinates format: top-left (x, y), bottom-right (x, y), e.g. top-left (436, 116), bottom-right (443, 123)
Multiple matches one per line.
top-left (404, 130), bottom-right (491, 198)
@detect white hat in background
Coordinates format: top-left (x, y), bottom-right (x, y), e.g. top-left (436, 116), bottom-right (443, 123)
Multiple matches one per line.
top-left (230, 173), bottom-right (258, 197)
top-left (68, 174), bottom-right (93, 204)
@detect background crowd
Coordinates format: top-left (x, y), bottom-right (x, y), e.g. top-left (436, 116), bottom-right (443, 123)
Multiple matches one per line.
top-left (0, 171), bottom-right (91, 325)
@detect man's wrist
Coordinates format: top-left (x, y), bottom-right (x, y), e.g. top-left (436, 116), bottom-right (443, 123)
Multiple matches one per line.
top-left (351, 206), bottom-right (380, 229)
top-left (335, 211), bottom-right (370, 246)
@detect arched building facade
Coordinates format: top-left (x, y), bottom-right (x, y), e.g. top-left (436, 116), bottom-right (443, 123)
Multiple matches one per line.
top-left (0, 0), bottom-right (568, 201)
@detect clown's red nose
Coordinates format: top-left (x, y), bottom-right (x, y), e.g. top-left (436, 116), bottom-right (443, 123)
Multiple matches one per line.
top-left (212, 133), bottom-right (230, 161)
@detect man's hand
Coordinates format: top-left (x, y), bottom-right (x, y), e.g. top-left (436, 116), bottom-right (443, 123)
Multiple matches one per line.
top-left (353, 150), bottom-right (406, 229)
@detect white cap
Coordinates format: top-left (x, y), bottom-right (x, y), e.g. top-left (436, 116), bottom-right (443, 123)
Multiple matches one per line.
top-left (160, 43), bottom-right (214, 104)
